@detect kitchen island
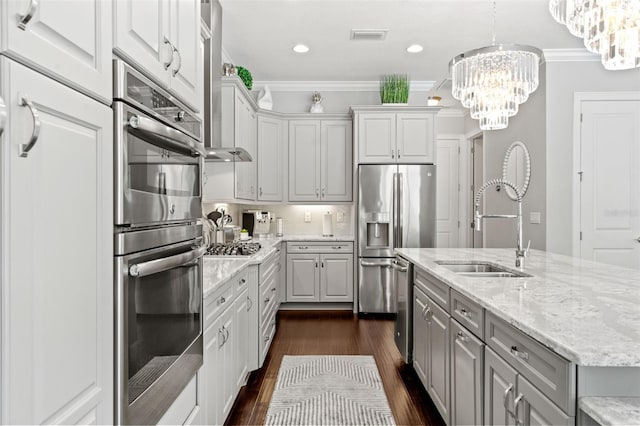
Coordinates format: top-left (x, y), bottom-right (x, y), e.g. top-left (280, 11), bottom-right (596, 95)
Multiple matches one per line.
top-left (395, 248), bottom-right (640, 426)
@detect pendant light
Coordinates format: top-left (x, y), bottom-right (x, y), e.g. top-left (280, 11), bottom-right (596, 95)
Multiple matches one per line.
top-left (449, 2), bottom-right (543, 130)
top-left (549, 0), bottom-right (640, 70)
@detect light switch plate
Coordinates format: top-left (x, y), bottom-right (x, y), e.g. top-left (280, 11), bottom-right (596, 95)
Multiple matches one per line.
top-left (304, 212), bottom-right (311, 223)
top-left (530, 212), bottom-right (541, 224)
top-left (336, 212), bottom-right (344, 223)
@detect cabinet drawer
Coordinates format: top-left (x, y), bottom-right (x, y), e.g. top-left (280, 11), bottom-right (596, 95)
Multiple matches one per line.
top-left (260, 273), bottom-right (278, 325)
top-left (451, 290), bottom-right (484, 340)
top-left (204, 279), bottom-right (234, 330)
top-left (414, 267), bottom-right (450, 313)
top-left (287, 241), bottom-right (353, 253)
top-left (485, 312), bottom-right (575, 414)
top-left (260, 249), bottom-right (279, 281)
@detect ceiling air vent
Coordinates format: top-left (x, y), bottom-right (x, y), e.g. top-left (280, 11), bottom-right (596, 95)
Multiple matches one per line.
top-left (350, 29), bottom-right (388, 41)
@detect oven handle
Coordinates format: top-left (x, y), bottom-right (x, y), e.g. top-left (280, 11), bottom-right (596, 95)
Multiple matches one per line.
top-left (127, 113), bottom-right (206, 157)
top-left (129, 246), bottom-right (207, 278)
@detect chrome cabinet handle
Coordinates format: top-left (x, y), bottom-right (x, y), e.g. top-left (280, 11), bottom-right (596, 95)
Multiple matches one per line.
top-left (510, 345), bottom-right (529, 361)
top-left (17, 0), bottom-right (38, 30)
top-left (19, 95), bottom-right (41, 158)
top-left (635, 236), bottom-right (640, 243)
top-left (0, 95), bottom-right (6, 138)
top-left (459, 307), bottom-right (470, 317)
top-left (503, 383), bottom-right (515, 425)
top-left (171, 46), bottom-right (182, 76)
top-left (422, 305), bottom-right (432, 320)
top-left (223, 326), bottom-right (229, 344)
top-left (391, 150), bottom-right (395, 159)
top-left (391, 260), bottom-right (408, 272)
top-left (264, 297), bottom-right (270, 304)
top-left (397, 149), bottom-right (400, 158)
top-left (321, 188), bottom-right (325, 197)
top-left (271, 287), bottom-right (276, 292)
top-left (163, 37), bottom-right (175, 70)
top-left (456, 331), bottom-right (469, 342)
top-left (239, 278), bottom-right (246, 285)
top-left (251, 185), bottom-right (254, 194)
top-left (129, 246), bottom-right (206, 277)
top-left (219, 296), bottom-right (226, 304)
top-left (259, 187), bottom-right (263, 196)
top-left (321, 261), bottom-right (324, 268)
top-left (315, 188), bottom-right (319, 198)
top-left (246, 296), bottom-right (252, 311)
top-left (331, 246), bottom-right (342, 250)
top-left (265, 335), bottom-right (270, 342)
top-left (315, 261), bottom-right (318, 268)
top-left (513, 393), bottom-right (524, 426)
top-left (218, 328), bottom-right (225, 348)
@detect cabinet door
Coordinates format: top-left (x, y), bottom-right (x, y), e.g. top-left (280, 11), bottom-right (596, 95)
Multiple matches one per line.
top-left (219, 307), bottom-right (236, 420)
top-left (257, 115), bottom-right (283, 201)
top-left (113, 0), bottom-right (171, 89)
top-left (234, 288), bottom-right (250, 390)
top-left (396, 113), bottom-right (435, 163)
top-left (168, 0), bottom-right (200, 111)
top-left (278, 244), bottom-right (287, 304)
top-left (320, 254), bottom-right (353, 302)
top-left (412, 286), bottom-right (429, 387)
top-left (235, 95), bottom-right (255, 200)
top-left (357, 113), bottom-right (395, 163)
top-left (289, 120), bottom-right (321, 201)
top-left (485, 347), bottom-right (518, 426)
top-left (1, 58), bottom-right (112, 425)
top-left (2, 0), bottom-right (112, 103)
top-left (321, 120), bottom-right (352, 201)
top-left (286, 254), bottom-right (320, 302)
top-left (450, 319), bottom-right (484, 426)
top-left (426, 296), bottom-right (450, 424)
top-left (203, 322), bottom-right (222, 426)
top-left (518, 376), bottom-right (573, 426)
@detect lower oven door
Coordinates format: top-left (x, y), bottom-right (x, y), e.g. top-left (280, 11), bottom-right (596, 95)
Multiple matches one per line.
top-left (115, 239), bottom-right (205, 425)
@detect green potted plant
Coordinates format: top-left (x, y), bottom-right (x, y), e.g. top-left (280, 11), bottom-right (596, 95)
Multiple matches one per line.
top-left (236, 66), bottom-right (253, 91)
top-left (380, 74), bottom-right (410, 104)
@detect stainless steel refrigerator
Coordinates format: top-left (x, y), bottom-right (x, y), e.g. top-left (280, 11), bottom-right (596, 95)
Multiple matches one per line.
top-left (357, 164), bottom-right (436, 314)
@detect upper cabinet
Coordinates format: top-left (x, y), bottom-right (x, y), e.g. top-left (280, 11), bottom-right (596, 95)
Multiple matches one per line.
top-left (352, 106), bottom-right (439, 164)
top-left (113, 0), bottom-right (200, 112)
top-left (1, 0), bottom-right (113, 104)
top-left (289, 118), bottom-right (352, 202)
top-left (257, 114), bottom-right (286, 202)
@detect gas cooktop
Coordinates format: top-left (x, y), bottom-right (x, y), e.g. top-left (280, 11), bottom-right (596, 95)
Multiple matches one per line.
top-left (205, 242), bottom-right (261, 257)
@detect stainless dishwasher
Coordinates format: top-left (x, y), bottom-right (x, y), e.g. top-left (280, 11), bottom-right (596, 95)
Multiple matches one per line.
top-left (393, 257), bottom-right (412, 362)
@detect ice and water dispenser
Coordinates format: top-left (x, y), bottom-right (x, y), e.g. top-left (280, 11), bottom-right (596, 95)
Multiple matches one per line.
top-left (364, 211), bottom-right (391, 249)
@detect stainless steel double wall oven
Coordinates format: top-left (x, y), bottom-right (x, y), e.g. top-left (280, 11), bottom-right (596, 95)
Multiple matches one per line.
top-left (113, 60), bottom-right (206, 425)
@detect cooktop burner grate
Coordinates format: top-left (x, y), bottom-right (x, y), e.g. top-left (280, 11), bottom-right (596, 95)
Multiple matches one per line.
top-left (206, 242), bottom-right (261, 256)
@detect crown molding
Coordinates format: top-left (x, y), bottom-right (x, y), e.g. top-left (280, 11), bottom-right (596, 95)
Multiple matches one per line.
top-left (543, 48), bottom-right (600, 63)
top-left (252, 80), bottom-right (435, 92)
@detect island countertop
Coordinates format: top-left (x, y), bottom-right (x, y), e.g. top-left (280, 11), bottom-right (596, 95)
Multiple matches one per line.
top-left (394, 248), bottom-right (640, 367)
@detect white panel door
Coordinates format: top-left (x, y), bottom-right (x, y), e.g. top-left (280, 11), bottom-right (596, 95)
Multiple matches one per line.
top-left (257, 115), bottom-right (283, 201)
top-left (286, 254), bottom-right (319, 302)
top-left (168, 0), bottom-right (200, 111)
top-left (2, 0), bottom-right (112, 103)
top-left (113, 0), bottom-right (170, 88)
top-left (321, 120), bottom-right (352, 201)
top-left (436, 138), bottom-right (460, 248)
top-left (580, 100), bottom-right (640, 269)
top-left (289, 120), bottom-right (321, 201)
top-left (396, 113), bottom-right (435, 163)
top-left (320, 254), bottom-right (353, 302)
top-left (357, 113), bottom-right (395, 163)
top-left (1, 58), bottom-right (112, 425)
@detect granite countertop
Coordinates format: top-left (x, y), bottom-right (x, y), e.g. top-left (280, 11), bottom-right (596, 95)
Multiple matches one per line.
top-left (202, 235), bottom-right (354, 298)
top-left (579, 397), bottom-right (640, 426)
top-left (394, 248), bottom-right (640, 367)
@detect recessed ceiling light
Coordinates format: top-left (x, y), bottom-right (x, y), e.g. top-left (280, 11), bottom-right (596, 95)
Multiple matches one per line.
top-left (224, 158), bottom-right (231, 162)
top-left (293, 44), bottom-right (309, 53)
top-left (407, 44), bottom-right (423, 53)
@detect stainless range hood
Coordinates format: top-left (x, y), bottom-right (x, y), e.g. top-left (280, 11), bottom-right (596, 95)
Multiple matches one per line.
top-left (202, 0), bottom-right (252, 163)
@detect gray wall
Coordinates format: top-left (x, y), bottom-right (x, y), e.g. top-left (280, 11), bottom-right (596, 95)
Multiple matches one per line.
top-left (545, 61), bottom-right (640, 255)
top-left (482, 63), bottom-right (547, 250)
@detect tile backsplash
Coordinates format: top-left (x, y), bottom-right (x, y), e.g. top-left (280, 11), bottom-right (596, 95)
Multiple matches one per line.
top-left (202, 202), bottom-right (354, 236)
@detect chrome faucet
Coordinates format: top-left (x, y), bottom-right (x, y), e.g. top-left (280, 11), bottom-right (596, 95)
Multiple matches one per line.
top-left (474, 178), bottom-right (529, 268)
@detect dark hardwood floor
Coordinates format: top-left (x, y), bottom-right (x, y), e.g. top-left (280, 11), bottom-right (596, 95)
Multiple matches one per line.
top-left (225, 310), bottom-right (445, 425)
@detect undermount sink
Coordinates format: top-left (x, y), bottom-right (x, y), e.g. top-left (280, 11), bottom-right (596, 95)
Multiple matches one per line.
top-left (435, 261), bottom-right (532, 278)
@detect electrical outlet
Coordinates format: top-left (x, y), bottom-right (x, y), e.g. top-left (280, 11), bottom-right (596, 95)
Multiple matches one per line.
top-left (304, 212), bottom-right (311, 223)
top-left (530, 212), bottom-right (541, 224)
top-left (336, 211), bottom-right (344, 223)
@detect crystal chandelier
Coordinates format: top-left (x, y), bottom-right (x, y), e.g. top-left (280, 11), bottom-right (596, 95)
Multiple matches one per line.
top-left (449, 3), bottom-right (542, 130)
top-left (549, 0), bottom-right (640, 70)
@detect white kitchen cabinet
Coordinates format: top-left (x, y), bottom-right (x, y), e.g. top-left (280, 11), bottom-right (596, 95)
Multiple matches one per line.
top-left (485, 346), bottom-right (518, 426)
top-left (0, 58), bottom-right (113, 424)
top-left (286, 243), bottom-right (354, 303)
top-left (413, 286), bottom-right (429, 385)
top-left (450, 319), bottom-right (484, 426)
top-left (113, 0), bottom-right (200, 111)
top-left (234, 286), bottom-right (250, 390)
top-left (353, 107), bottom-right (438, 164)
top-left (1, 0), bottom-right (112, 104)
top-left (257, 114), bottom-right (285, 201)
top-left (289, 119), bottom-right (353, 202)
top-left (235, 98), bottom-right (257, 200)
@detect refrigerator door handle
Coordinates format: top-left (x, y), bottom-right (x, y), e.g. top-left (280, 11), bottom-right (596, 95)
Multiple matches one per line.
top-left (392, 172), bottom-right (397, 249)
top-left (360, 260), bottom-right (392, 268)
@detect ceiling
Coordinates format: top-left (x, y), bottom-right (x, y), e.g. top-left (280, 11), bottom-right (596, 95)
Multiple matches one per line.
top-left (220, 0), bottom-right (585, 90)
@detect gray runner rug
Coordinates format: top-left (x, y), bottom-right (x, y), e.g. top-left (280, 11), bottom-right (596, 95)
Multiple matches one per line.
top-left (265, 355), bottom-right (396, 426)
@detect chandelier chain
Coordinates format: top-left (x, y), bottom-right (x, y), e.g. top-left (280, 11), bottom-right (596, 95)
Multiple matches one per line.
top-left (492, 1), bottom-right (497, 45)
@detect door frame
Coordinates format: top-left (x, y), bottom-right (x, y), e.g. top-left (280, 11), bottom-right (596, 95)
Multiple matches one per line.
top-left (572, 91), bottom-right (640, 257)
top-left (464, 129), bottom-right (484, 248)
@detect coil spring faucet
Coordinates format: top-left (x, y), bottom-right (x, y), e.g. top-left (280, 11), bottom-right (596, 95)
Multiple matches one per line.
top-left (474, 178), bottom-right (530, 269)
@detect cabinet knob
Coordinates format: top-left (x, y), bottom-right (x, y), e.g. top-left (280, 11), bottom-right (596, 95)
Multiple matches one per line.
top-left (219, 296), bottom-right (226, 304)
top-left (265, 297), bottom-right (270, 304)
top-left (259, 187), bottom-right (263, 196)
top-left (510, 345), bottom-right (529, 361)
top-left (459, 307), bottom-right (469, 317)
top-left (456, 331), bottom-right (469, 342)
top-left (240, 278), bottom-right (246, 285)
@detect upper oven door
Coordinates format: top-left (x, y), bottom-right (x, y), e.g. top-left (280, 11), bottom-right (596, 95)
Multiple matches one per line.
top-left (115, 101), bottom-right (206, 227)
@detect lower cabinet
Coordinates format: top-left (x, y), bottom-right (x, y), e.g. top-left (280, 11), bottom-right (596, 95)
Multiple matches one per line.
top-left (286, 242), bottom-right (354, 303)
top-left (450, 319), bottom-right (484, 426)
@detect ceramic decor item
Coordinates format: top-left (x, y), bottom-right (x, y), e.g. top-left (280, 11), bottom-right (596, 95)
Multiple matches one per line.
top-left (309, 91), bottom-right (324, 113)
top-left (258, 85), bottom-right (273, 110)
